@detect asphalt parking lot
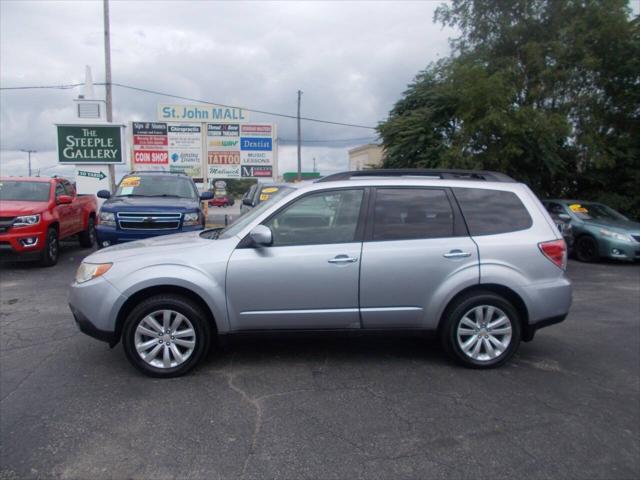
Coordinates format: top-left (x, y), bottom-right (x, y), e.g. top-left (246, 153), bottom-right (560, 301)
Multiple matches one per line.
top-left (1, 244), bottom-right (639, 480)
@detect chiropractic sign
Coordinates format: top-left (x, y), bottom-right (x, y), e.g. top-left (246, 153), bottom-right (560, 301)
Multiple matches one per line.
top-left (57, 124), bottom-right (125, 164)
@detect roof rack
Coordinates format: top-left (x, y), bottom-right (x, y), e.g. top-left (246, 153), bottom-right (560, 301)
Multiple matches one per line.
top-left (128, 170), bottom-right (185, 175)
top-left (316, 168), bottom-right (515, 183)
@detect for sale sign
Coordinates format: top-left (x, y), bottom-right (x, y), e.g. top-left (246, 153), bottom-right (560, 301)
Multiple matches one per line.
top-left (57, 124), bottom-right (125, 164)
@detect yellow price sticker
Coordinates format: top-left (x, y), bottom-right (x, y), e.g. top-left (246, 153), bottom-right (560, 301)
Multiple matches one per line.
top-left (259, 194), bottom-right (270, 201)
top-left (569, 204), bottom-right (588, 213)
top-left (121, 176), bottom-right (141, 187)
top-left (262, 187), bottom-right (279, 194)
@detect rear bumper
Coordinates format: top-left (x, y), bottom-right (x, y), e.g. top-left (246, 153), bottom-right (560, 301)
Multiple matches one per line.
top-left (96, 224), bottom-right (203, 246)
top-left (522, 313), bottom-right (567, 341)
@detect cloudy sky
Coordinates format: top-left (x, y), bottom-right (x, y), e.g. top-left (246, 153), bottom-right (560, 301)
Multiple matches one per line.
top-left (0, 0), bottom-right (455, 179)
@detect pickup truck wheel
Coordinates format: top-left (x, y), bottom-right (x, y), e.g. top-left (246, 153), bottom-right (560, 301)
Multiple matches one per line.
top-left (440, 292), bottom-right (521, 368)
top-left (122, 295), bottom-right (211, 378)
top-left (40, 227), bottom-right (59, 267)
top-left (78, 217), bottom-right (96, 248)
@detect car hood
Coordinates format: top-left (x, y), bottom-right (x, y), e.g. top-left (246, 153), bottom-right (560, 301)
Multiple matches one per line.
top-left (101, 196), bottom-right (200, 211)
top-left (0, 201), bottom-right (49, 216)
top-left (584, 218), bottom-right (640, 233)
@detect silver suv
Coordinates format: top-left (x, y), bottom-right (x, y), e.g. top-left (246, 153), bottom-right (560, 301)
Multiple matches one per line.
top-left (69, 169), bottom-right (572, 377)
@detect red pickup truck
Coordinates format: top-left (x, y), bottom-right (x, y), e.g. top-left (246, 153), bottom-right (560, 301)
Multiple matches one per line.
top-left (0, 177), bottom-right (97, 266)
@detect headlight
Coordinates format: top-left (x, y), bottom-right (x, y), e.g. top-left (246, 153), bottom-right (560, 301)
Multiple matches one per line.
top-left (13, 214), bottom-right (40, 227)
top-left (75, 262), bottom-right (112, 284)
top-left (599, 228), bottom-right (630, 242)
top-left (99, 211), bottom-right (116, 226)
top-left (183, 212), bottom-right (200, 226)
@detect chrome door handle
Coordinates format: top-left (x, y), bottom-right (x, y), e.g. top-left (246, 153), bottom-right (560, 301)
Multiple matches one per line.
top-left (443, 250), bottom-right (472, 259)
top-left (328, 255), bottom-right (358, 264)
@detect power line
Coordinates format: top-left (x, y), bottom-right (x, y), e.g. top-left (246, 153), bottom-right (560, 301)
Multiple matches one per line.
top-left (278, 136), bottom-right (378, 143)
top-left (1, 81), bottom-right (378, 130)
top-left (0, 83), bottom-right (84, 90)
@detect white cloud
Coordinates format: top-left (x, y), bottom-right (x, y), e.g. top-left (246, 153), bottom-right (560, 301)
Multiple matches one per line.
top-left (1, 0), bottom-right (454, 177)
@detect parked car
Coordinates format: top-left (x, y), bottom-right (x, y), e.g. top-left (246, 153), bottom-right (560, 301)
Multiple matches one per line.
top-left (240, 183), bottom-right (295, 215)
top-left (0, 176), bottom-right (97, 266)
top-left (95, 171), bottom-right (213, 248)
top-left (209, 195), bottom-right (234, 208)
top-left (543, 199), bottom-right (640, 262)
top-left (69, 169), bottom-right (571, 377)
top-left (549, 212), bottom-right (574, 251)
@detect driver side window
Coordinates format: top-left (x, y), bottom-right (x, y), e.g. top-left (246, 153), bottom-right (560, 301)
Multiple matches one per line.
top-left (265, 189), bottom-right (364, 246)
top-left (55, 183), bottom-right (67, 199)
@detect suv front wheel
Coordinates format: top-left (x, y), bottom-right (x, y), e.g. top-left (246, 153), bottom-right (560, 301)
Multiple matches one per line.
top-left (122, 294), bottom-right (212, 377)
top-left (440, 292), bottom-right (521, 368)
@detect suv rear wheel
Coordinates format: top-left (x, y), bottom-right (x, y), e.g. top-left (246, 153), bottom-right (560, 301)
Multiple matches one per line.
top-left (440, 292), bottom-right (521, 368)
top-left (122, 294), bottom-right (212, 377)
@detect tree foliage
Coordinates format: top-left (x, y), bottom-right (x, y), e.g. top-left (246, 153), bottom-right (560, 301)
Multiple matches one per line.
top-left (378, 0), bottom-right (640, 217)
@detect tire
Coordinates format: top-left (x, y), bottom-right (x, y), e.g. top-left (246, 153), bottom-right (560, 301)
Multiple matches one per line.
top-left (575, 235), bottom-right (599, 262)
top-left (122, 294), bottom-right (212, 378)
top-left (39, 227), bottom-right (59, 267)
top-left (78, 216), bottom-right (96, 248)
top-left (440, 292), bottom-right (521, 369)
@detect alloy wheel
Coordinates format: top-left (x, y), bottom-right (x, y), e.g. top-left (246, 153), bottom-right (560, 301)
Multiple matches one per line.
top-left (456, 305), bottom-right (513, 362)
top-left (134, 309), bottom-right (197, 369)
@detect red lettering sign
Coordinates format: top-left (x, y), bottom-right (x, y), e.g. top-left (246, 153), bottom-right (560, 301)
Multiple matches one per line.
top-left (134, 150), bottom-right (169, 164)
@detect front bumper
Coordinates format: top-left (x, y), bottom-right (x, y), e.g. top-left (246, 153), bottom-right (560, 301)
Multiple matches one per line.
top-left (0, 225), bottom-right (46, 260)
top-left (598, 237), bottom-right (640, 262)
top-left (96, 224), bottom-right (203, 246)
top-left (68, 275), bottom-right (127, 345)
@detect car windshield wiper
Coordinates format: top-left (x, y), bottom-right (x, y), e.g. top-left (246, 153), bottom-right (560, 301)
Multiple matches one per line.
top-left (115, 194), bottom-right (148, 197)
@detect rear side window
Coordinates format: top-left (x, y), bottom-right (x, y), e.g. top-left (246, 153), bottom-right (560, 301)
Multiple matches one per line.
top-left (453, 188), bottom-right (532, 235)
top-left (372, 188), bottom-right (454, 241)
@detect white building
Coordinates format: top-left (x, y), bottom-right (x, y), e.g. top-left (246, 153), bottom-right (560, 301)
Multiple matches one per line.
top-left (348, 144), bottom-right (384, 171)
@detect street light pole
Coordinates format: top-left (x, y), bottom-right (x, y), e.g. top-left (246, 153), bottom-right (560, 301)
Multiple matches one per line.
top-left (297, 90), bottom-right (302, 182)
top-left (103, 0), bottom-right (116, 191)
top-left (20, 149), bottom-right (36, 176)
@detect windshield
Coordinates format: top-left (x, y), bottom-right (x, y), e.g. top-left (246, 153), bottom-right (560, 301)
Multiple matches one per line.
top-left (115, 175), bottom-right (197, 199)
top-left (568, 202), bottom-right (628, 222)
top-left (0, 181), bottom-right (50, 202)
top-left (218, 187), bottom-right (296, 239)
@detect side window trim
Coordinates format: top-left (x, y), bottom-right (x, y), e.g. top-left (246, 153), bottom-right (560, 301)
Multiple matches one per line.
top-left (55, 182), bottom-right (67, 198)
top-left (363, 186), bottom-right (468, 242)
top-left (238, 187), bottom-right (369, 248)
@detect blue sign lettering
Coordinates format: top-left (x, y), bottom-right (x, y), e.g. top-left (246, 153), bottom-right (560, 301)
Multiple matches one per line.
top-left (241, 137), bottom-right (272, 151)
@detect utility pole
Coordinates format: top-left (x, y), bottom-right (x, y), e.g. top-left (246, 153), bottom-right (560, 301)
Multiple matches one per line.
top-left (313, 157), bottom-right (316, 173)
top-left (20, 149), bottom-right (36, 176)
top-left (103, 0), bottom-right (116, 191)
top-left (297, 90), bottom-right (302, 182)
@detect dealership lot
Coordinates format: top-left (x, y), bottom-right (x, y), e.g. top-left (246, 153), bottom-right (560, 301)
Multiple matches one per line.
top-left (1, 245), bottom-right (638, 479)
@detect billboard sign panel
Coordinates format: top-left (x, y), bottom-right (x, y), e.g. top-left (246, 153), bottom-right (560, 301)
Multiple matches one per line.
top-left (159, 104), bottom-right (248, 122)
top-left (130, 116), bottom-right (276, 180)
top-left (57, 124), bottom-right (125, 164)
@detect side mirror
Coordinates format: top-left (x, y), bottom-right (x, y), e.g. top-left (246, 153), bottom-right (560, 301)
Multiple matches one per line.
top-left (557, 213), bottom-right (571, 221)
top-left (249, 225), bottom-right (273, 247)
top-left (200, 191), bottom-right (214, 200)
top-left (57, 195), bottom-right (73, 205)
top-left (242, 197), bottom-right (254, 207)
top-left (97, 190), bottom-right (111, 199)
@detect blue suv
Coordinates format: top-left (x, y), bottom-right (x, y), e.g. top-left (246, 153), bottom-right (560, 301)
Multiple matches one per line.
top-left (96, 171), bottom-right (212, 247)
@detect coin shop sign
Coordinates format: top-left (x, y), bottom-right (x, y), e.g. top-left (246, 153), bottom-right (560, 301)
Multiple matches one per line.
top-left (57, 124), bottom-right (124, 164)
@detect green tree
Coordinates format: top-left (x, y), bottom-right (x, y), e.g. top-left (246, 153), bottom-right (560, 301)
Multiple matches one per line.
top-left (378, 0), bottom-right (640, 217)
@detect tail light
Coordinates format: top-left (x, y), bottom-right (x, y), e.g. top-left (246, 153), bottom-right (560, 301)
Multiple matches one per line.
top-left (538, 239), bottom-right (567, 270)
